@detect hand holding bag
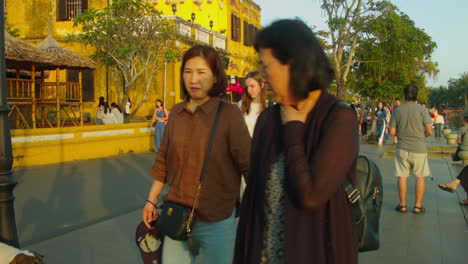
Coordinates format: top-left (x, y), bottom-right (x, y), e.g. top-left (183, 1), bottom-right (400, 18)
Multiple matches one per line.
top-left (155, 101), bottom-right (224, 241)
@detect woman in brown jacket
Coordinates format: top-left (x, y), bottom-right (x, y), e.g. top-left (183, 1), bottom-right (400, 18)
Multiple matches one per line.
top-left (143, 46), bottom-right (251, 264)
top-left (234, 20), bottom-right (359, 264)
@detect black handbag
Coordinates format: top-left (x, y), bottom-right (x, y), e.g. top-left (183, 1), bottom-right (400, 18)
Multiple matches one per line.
top-left (323, 101), bottom-right (383, 252)
top-left (155, 101), bottom-right (224, 241)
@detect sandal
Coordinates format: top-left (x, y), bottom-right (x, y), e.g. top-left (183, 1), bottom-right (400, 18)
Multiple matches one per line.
top-left (395, 204), bottom-right (407, 213)
top-left (438, 184), bottom-right (456, 193)
top-left (413, 206), bottom-right (426, 214)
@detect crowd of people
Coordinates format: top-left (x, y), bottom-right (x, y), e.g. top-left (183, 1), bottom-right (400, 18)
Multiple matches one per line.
top-left (140, 20), bottom-right (360, 264)
top-left (84, 18), bottom-right (468, 264)
top-left (95, 96), bottom-right (125, 125)
top-left (350, 99), bottom-right (451, 147)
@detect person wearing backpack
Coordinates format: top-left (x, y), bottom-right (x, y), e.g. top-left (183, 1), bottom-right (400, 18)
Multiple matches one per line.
top-left (234, 19), bottom-right (358, 264)
top-left (389, 84), bottom-right (433, 214)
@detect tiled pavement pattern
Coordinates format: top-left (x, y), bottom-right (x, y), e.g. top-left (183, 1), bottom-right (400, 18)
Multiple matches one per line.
top-left (10, 139), bottom-right (467, 264)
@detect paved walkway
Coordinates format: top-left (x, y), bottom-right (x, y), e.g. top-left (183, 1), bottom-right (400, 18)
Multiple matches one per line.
top-left (10, 142), bottom-right (468, 264)
top-left (359, 143), bottom-right (468, 264)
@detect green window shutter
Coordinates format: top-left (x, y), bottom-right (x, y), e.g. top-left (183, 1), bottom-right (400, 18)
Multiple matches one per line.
top-left (56, 0), bottom-right (68, 21)
top-left (81, 0), bottom-right (88, 13)
top-left (82, 70), bottom-right (95, 102)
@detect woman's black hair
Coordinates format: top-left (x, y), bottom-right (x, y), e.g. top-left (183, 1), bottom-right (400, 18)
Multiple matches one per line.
top-left (98, 96), bottom-right (105, 107)
top-left (254, 19), bottom-right (334, 100)
top-left (156, 99), bottom-right (164, 107)
top-left (180, 45), bottom-right (227, 99)
top-left (378, 101), bottom-right (384, 110)
top-left (111, 102), bottom-right (122, 113)
top-left (103, 102), bottom-right (110, 114)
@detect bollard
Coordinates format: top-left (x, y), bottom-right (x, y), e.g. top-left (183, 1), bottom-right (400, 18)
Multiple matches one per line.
top-left (446, 134), bottom-right (457, 145)
top-left (459, 151), bottom-right (468, 166)
top-left (442, 129), bottom-right (451, 136)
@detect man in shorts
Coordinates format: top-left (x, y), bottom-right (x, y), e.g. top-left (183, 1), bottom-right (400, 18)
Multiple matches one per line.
top-left (389, 84), bottom-right (433, 214)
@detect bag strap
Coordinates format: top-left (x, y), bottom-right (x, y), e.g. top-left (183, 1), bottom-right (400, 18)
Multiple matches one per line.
top-left (200, 100), bottom-right (224, 182)
top-left (321, 100), bottom-right (362, 221)
top-left (186, 100), bottom-right (224, 231)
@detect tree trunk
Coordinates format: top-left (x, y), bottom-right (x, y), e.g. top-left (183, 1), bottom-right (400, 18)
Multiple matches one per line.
top-left (112, 69), bottom-right (123, 107)
top-left (337, 77), bottom-right (346, 99)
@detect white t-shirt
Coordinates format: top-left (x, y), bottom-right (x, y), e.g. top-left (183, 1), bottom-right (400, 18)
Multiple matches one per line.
top-left (243, 102), bottom-right (261, 138)
top-left (98, 109), bottom-right (117, 125)
top-left (112, 108), bottom-right (124, 124)
top-left (125, 102), bottom-right (131, 114)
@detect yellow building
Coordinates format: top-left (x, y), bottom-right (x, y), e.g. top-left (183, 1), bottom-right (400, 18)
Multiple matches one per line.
top-left (5, 0), bottom-right (262, 123)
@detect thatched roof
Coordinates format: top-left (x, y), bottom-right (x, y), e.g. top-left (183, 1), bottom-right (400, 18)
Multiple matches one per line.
top-left (6, 69), bottom-right (51, 78)
top-left (5, 31), bottom-right (54, 69)
top-left (37, 35), bottom-right (96, 70)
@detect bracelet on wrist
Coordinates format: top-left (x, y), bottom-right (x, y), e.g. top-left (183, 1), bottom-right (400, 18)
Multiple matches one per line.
top-left (146, 200), bottom-right (157, 208)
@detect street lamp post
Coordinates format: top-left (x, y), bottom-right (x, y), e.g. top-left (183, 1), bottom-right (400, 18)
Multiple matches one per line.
top-left (0, 0), bottom-right (19, 247)
top-left (171, 4), bottom-right (177, 15)
top-left (191, 13), bottom-right (196, 23)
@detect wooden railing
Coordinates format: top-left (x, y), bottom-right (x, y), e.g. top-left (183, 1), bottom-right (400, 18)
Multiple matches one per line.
top-left (7, 80), bottom-right (81, 102)
top-left (62, 82), bottom-right (81, 101)
top-left (7, 78), bottom-right (33, 100)
top-left (38, 82), bottom-right (80, 102)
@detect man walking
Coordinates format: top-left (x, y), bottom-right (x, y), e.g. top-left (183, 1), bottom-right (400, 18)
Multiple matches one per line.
top-left (390, 84), bottom-right (433, 214)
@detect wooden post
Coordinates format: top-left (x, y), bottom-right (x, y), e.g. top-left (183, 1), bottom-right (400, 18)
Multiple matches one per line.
top-left (79, 71), bottom-right (83, 126)
top-left (15, 69), bottom-right (19, 97)
top-left (14, 69), bottom-right (19, 128)
top-left (56, 67), bottom-right (60, 127)
top-left (40, 71), bottom-right (45, 127)
top-left (31, 64), bottom-right (36, 128)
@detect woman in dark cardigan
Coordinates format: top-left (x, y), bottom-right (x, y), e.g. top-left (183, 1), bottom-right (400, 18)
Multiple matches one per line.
top-left (234, 20), bottom-right (359, 264)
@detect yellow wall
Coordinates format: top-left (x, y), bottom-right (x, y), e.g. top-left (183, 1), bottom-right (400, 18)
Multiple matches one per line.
top-left (11, 122), bottom-right (157, 167)
top-left (6, 0), bottom-right (261, 117)
top-left (226, 0), bottom-right (261, 76)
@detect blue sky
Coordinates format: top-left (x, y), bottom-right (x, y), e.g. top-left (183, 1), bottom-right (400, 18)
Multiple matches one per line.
top-left (254, 0), bottom-right (468, 87)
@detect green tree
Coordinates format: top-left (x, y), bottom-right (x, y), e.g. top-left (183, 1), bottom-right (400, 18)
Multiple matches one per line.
top-left (67, 0), bottom-right (179, 117)
top-left (428, 85), bottom-right (450, 108)
top-left (321, 0), bottom-right (371, 99)
top-left (429, 73), bottom-right (468, 110)
top-left (350, 1), bottom-right (438, 103)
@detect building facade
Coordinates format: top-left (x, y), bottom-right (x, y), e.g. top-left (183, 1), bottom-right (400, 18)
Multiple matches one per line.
top-left (5, 0), bottom-right (261, 120)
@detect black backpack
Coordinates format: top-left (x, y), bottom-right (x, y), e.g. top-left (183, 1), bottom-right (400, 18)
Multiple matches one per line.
top-left (325, 101), bottom-right (383, 252)
top-left (344, 155), bottom-right (383, 252)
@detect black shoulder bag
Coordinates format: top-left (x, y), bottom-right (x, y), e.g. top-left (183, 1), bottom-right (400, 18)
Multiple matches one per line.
top-left (155, 101), bottom-right (224, 242)
top-left (323, 100), bottom-right (383, 252)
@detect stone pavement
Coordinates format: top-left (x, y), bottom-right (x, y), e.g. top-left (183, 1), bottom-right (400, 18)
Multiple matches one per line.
top-left (14, 152), bottom-right (155, 263)
top-left (359, 143), bottom-right (468, 264)
top-left (10, 141), bottom-right (468, 264)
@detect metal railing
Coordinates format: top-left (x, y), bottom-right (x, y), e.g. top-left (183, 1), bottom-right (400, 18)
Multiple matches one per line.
top-left (66, 0), bottom-right (82, 20)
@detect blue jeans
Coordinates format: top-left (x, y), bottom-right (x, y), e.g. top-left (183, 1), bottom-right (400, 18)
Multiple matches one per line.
top-left (154, 122), bottom-right (165, 150)
top-left (162, 211), bottom-right (236, 264)
top-left (434, 123), bottom-right (442, 137)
